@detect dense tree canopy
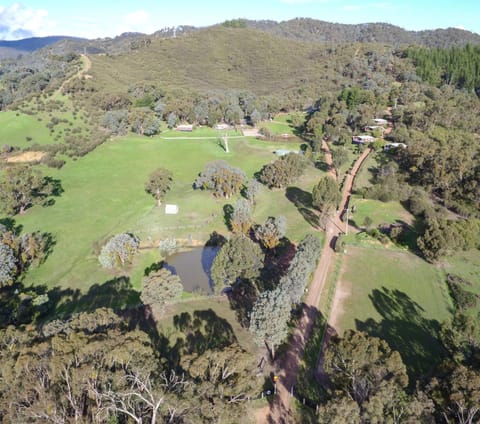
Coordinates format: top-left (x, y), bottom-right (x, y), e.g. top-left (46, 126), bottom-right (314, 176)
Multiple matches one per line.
top-left (258, 153), bottom-right (305, 188)
top-left (312, 176), bottom-right (341, 215)
top-left (194, 160), bottom-right (247, 198)
top-left (0, 165), bottom-right (55, 215)
top-left (211, 234), bottom-right (264, 293)
top-left (98, 233), bottom-right (140, 269)
top-left (140, 268), bottom-right (183, 309)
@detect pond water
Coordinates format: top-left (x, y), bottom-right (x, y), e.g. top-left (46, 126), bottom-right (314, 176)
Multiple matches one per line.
top-left (164, 246), bottom-right (219, 295)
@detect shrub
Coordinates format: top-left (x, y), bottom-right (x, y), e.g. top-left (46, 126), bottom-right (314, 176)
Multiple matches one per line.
top-left (98, 233), bottom-right (140, 269)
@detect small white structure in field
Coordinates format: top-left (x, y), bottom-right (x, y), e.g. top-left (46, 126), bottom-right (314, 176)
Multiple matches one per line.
top-left (214, 123), bottom-right (230, 130)
top-left (165, 204), bottom-right (179, 214)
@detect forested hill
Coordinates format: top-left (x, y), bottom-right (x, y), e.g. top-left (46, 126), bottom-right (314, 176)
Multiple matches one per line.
top-left (241, 18), bottom-right (480, 48)
top-left (4, 18), bottom-right (479, 58)
top-left (0, 36), bottom-right (85, 58)
top-left (84, 25), bottom-right (400, 104)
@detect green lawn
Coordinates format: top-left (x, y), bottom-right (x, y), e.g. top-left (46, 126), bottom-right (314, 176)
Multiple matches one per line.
top-left (442, 250), bottom-right (480, 314)
top-left (353, 150), bottom-right (379, 190)
top-left (0, 111), bottom-right (58, 148)
top-left (348, 196), bottom-right (414, 229)
top-left (11, 134), bottom-right (324, 292)
top-left (334, 246), bottom-right (453, 378)
top-left (259, 112), bottom-right (304, 135)
top-left (158, 297), bottom-right (258, 354)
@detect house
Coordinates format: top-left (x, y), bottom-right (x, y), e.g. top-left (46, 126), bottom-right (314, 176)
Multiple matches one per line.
top-left (273, 149), bottom-right (300, 156)
top-left (364, 125), bottom-right (385, 133)
top-left (352, 135), bottom-right (375, 144)
top-left (176, 124), bottom-right (193, 132)
top-left (384, 142), bottom-right (407, 151)
top-left (242, 128), bottom-right (261, 137)
top-left (165, 204), bottom-right (179, 214)
top-left (372, 118), bottom-right (388, 126)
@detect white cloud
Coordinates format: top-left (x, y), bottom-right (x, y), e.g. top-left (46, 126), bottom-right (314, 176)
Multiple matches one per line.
top-left (454, 25), bottom-right (465, 31)
top-left (124, 9), bottom-right (149, 26)
top-left (0, 3), bottom-right (51, 39)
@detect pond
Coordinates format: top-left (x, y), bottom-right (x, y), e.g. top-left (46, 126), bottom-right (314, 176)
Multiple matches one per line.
top-left (164, 246), bottom-right (219, 295)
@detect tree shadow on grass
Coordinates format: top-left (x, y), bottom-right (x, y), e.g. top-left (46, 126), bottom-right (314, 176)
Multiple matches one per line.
top-left (173, 308), bottom-right (237, 355)
top-left (355, 287), bottom-right (446, 383)
top-left (46, 276), bottom-right (141, 321)
top-left (228, 278), bottom-right (258, 328)
top-left (285, 187), bottom-right (320, 229)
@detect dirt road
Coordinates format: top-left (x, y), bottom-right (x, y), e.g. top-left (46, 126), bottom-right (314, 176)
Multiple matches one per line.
top-left (56, 54), bottom-right (92, 96)
top-left (261, 143), bottom-right (371, 423)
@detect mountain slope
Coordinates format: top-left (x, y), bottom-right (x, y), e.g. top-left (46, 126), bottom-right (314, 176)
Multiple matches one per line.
top-left (87, 26), bottom-right (387, 98)
top-left (243, 18), bottom-right (480, 47)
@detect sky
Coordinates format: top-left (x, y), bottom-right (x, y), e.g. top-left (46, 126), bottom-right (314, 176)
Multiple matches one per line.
top-left (0, 0), bottom-right (478, 40)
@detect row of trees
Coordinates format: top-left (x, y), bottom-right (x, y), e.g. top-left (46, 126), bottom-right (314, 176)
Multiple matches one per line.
top-left (100, 88), bottom-right (277, 137)
top-left (249, 234), bottom-right (322, 358)
top-left (405, 43), bottom-right (480, 93)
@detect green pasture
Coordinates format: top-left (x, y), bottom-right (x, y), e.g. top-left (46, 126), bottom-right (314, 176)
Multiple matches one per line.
top-left (334, 246), bottom-right (452, 378)
top-left (158, 297), bottom-right (258, 354)
top-left (0, 102), bottom-right (90, 149)
top-left (0, 111), bottom-right (57, 148)
top-left (353, 150), bottom-right (379, 190)
top-left (11, 133), bottom-right (324, 292)
top-left (442, 250), bottom-right (480, 314)
top-left (348, 196), bottom-right (414, 229)
top-left (160, 126), bottom-right (242, 138)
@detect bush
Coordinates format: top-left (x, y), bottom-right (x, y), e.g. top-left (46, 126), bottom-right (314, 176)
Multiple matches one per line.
top-left (446, 274), bottom-right (478, 311)
top-left (98, 233), bottom-right (140, 269)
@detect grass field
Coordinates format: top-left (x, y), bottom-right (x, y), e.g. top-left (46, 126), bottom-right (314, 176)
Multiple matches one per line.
top-left (333, 246), bottom-right (452, 378)
top-left (348, 196), bottom-right (414, 229)
top-left (441, 249), bottom-right (480, 314)
top-left (158, 297), bottom-right (258, 354)
top-left (10, 132), bottom-right (324, 292)
top-left (0, 111), bottom-right (58, 148)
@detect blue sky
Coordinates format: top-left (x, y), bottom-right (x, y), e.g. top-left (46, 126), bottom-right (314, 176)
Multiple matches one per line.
top-left (0, 0), bottom-right (478, 40)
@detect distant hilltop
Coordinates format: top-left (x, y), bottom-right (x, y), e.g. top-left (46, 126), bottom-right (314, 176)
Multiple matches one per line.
top-left (1, 18), bottom-right (479, 58)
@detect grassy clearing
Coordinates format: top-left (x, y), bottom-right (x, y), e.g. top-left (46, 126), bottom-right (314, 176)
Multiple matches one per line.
top-left (353, 150), bottom-right (379, 190)
top-left (348, 196), bottom-right (414, 229)
top-left (160, 126), bottom-right (242, 138)
top-left (334, 246), bottom-right (452, 378)
top-left (12, 134), bottom-right (324, 292)
top-left (158, 297), bottom-right (258, 354)
top-left (0, 112), bottom-right (58, 148)
top-left (441, 250), bottom-right (480, 314)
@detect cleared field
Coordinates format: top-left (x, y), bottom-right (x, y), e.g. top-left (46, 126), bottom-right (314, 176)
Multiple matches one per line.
top-left (0, 111), bottom-right (57, 148)
top-left (333, 246), bottom-right (452, 378)
top-left (12, 133), bottom-right (324, 291)
top-left (158, 297), bottom-right (257, 354)
top-left (348, 196), bottom-right (414, 229)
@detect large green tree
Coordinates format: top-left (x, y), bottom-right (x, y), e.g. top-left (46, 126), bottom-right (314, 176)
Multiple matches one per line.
top-left (254, 216), bottom-right (287, 250)
top-left (231, 198), bottom-right (253, 234)
top-left (249, 286), bottom-right (291, 359)
top-left (259, 153), bottom-right (305, 188)
top-left (210, 234), bottom-right (264, 293)
top-left (144, 167), bottom-right (172, 207)
top-left (140, 268), bottom-right (183, 310)
top-left (194, 160), bottom-right (246, 198)
top-left (312, 176), bottom-right (341, 215)
top-left (0, 165), bottom-right (54, 215)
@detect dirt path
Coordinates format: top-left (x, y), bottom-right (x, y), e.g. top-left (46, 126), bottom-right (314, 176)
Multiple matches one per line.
top-left (56, 54), bottom-right (91, 96)
top-left (260, 144), bottom-right (372, 423)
